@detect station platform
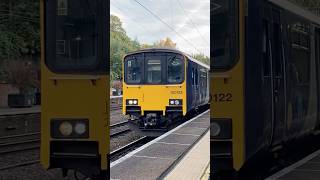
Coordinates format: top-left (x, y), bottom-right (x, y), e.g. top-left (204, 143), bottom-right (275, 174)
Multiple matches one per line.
top-left (266, 149), bottom-right (320, 180)
top-left (110, 110), bottom-right (210, 180)
top-left (0, 106), bottom-right (40, 116)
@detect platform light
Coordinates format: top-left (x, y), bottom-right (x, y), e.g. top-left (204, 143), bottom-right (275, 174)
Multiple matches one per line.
top-left (59, 121), bottom-right (73, 136)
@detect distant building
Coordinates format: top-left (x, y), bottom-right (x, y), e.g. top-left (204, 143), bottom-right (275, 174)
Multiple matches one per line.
top-left (0, 83), bottom-right (19, 108)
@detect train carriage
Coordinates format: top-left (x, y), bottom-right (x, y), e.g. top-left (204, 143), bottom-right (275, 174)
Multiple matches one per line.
top-left (211, 0), bottom-right (320, 178)
top-left (122, 48), bottom-right (209, 131)
top-left (40, 0), bottom-right (110, 179)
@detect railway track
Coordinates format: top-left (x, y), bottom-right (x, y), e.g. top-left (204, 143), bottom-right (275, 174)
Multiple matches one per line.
top-left (110, 104), bottom-right (122, 111)
top-left (110, 121), bottom-right (131, 137)
top-left (0, 117), bottom-right (130, 171)
top-left (0, 160), bottom-right (40, 171)
top-left (0, 132), bottom-right (41, 155)
top-left (110, 136), bottom-right (153, 161)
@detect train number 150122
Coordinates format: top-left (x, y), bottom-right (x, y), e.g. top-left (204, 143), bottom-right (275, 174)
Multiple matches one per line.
top-left (212, 93), bottom-right (232, 102)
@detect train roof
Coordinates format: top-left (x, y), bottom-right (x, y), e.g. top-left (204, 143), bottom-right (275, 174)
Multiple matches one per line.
top-left (270, 0), bottom-right (320, 25)
top-left (124, 48), bottom-right (210, 69)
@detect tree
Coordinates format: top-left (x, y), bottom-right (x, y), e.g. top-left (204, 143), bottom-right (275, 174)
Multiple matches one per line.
top-left (5, 58), bottom-right (39, 94)
top-left (110, 15), bottom-right (126, 35)
top-left (110, 15), bottom-right (140, 81)
top-left (192, 53), bottom-right (210, 65)
top-left (0, 0), bottom-right (40, 88)
top-left (0, 0), bottom-right (40, 61)
top-left (153, 37), bottom-right (177, 49)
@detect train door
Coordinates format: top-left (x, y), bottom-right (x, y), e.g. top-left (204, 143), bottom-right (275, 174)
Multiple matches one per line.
top-left (270, 9), bottom-right (286, 146)
top-left (191, 66), bottom-right (196, 108)
top-left (315, 27), bottom-right (320, 130)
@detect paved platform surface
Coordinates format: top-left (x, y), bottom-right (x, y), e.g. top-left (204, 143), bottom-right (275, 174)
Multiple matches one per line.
top-left (110, 110), bottom-right (209, 180)
top-left (0, 106), bottom-right (40, 116)
top-left (164, 130), bottom-right (209, 180)
top-left (266, 149), bottom-right (320, 180)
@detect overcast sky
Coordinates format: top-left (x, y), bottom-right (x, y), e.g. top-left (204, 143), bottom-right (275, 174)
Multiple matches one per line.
top-left (110, 0), bottom-right (210, 57)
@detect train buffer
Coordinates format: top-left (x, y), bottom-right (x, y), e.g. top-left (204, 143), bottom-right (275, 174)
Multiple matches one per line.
top-left (110, 110), bottom-right (210, 180)
top-left (266, 149), bottom-right (320, 180)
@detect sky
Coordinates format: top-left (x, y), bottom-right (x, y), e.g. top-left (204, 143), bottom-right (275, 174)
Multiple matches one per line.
top-left (110, 0), bottom-right (210, 57)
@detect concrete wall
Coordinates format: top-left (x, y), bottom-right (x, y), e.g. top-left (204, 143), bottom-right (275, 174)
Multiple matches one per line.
top-left (0, 83), bottom-right (19, 108)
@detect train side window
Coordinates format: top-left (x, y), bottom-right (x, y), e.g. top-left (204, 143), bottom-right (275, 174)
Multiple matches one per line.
top-left (195, 69), bottom-right (198, 86)
top-left (192, 68), bottom-right (195, 85)
top-left (146, 59), bottom-right (162, 84)
top-left (289, 22), bottom-right (310, 85)
top-left (272, 19), bottom-right (282, 76)
top-left (262, 20), bottom-right (271, 76)
top-left (125, 57), bottom-right (142, 84)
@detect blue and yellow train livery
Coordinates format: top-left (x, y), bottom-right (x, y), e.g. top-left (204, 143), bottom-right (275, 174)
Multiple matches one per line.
top-left (122, 48), bottom-right (209, 131)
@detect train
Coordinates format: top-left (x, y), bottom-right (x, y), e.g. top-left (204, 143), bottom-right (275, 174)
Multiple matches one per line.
top-left (40, 0), bottom-right (110, 179)
top-left (122, 48), bottom-right (210, 133)
top-left (211, 0), bottom-right (320, 178)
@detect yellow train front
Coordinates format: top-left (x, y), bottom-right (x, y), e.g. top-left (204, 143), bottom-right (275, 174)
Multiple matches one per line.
top-left (122, 48), bottom-right (209, 133)
top-left (40, 0), bottom-right (109, 179)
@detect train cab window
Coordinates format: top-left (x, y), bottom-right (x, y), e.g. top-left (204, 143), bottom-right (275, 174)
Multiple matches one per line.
top-left (126, 57), bottom-right (143, 84)
top-left (146, 59), bottom-right (162, 84)
top-left (211, 0), bottom-right (239, 71)
top-left (167, 57), bottom-right (183, 84)
top-left (46, 0), bottom-right (104, 72)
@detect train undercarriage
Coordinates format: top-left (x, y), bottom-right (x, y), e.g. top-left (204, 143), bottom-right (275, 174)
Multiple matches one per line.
top-left (127, 104), bottom-right (209, 137)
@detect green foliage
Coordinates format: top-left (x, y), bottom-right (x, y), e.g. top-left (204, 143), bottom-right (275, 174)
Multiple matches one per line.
top-left (141, 37), bottom-right (177, 49)
top-left (192, 53), bottom-right (210, 65)
top-left (110, 15), bottom-right (140, 81)
top-left (0, 0), bottom-right (40, 61)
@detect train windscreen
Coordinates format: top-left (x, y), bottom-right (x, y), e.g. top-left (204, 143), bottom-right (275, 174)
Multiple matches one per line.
top-left (211, 0), bottom-right (239, 71)
top-left (45, 0), bottom-right (105, 72)
top-left (124, 52), bottom-right (184, 85)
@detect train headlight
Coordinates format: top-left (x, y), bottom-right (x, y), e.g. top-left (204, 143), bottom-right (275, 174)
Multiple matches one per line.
top-left (211, 119), bottom-right (232, 139)
top-left (169, 99), bottom-right (182, 106)
top-left (74, 122), bottom-right (86, 135)
top-left (211, 122), bottom-right (221, 136)
top-left (129, 100), bottom-right (133, 105)
top-left (59, 122), bottom-right (73, 136)
top-left (51, 119), bottom-right (89, 139)
top-left (126, 99), bottom-right (138, 105)
top-left (133, 100), bottom-right (138, 105)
